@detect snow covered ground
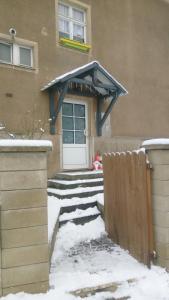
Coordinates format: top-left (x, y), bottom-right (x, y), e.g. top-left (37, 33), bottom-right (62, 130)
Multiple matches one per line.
top-left (2, 195), bottom-right (169, 300)
top-left (50, 216), bottom-right (169, 300)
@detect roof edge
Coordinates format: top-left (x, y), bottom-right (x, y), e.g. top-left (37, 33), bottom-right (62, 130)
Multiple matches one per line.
top-left (41, 60), bottom-right (128, 95)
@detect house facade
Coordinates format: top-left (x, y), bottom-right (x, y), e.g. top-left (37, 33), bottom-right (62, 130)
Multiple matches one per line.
top-left (0, 0), bottom-right (169, 176)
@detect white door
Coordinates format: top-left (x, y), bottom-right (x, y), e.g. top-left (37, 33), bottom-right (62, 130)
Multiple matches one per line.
top-left (62, 100), bottom-right (89, 169)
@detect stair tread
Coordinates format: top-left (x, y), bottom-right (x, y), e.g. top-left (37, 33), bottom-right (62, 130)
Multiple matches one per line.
top-left (48, 185), bottom-right (103, 196)
top-left (50, 193), bottom-right (103, 207)
top-left (59, 214), bottom-right (101, 226)
top-left (48, 178), bottom-right (103, 185)
top-left (57, 170), bottom-right (103, 176)
top-left (54, 170), bottom-right (103, 181)
top-left (59, 206), bottom-right (100, 222)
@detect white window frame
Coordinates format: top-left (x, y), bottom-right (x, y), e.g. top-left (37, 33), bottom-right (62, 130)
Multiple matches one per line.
top-left (0, 41), bottom-right (33, 68)
top-left (58, 2), bottom-right (86, 43)
top-left (17, 45), bottom-right (33, 67)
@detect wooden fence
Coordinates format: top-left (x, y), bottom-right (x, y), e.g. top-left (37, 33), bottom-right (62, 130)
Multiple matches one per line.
top-left (103, 151), bottom-right (154, 267)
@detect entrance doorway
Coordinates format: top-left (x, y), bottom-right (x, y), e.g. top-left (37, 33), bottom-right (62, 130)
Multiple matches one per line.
top-left (62, 99), bottom-right (89, 169)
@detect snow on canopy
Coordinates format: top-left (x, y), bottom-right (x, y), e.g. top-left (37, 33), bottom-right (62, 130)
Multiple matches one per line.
top-left (41, 60), bottom-right (128, 96)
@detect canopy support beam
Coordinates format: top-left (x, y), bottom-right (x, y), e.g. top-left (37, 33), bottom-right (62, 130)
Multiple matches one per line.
top-left (49, 81), bottom-right (68, 134)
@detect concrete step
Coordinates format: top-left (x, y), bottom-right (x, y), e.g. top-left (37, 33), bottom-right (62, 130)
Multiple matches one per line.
top-left (59, 206), bottom-right (101, 226)
top-left (53, 170), bottom-right (103, 181)
top-left (59, 214), bottom-right (100, 226)
top-left (60, 201), bottom-right (97, 214)
top-left (47, 186), bottom-right (103, 199)
top-left (48, 178), bottom-right (103, 190)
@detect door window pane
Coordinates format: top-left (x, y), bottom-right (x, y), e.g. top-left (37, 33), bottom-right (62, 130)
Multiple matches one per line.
top-left (0, 43), bottom-right (11, 63)
top-left (63, 130), bottom-right (74, 144)
top-left (75, 118), bottom-right (85, 130)
top-left (62, 103), bottom-right (73, 116)
top-left (75, 131), bottom-right (86, 144)
top-left (74, 104), bottom-right (85, 117)
top-left (19, 47), bottom-right (32, 67)
top-left (62, 116), bottom-right (74, 130)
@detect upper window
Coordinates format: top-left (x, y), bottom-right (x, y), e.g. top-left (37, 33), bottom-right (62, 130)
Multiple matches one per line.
top-left (0, 41), bottom-right (33, 68)
top-left (58, 2), bottom-right (86, 43)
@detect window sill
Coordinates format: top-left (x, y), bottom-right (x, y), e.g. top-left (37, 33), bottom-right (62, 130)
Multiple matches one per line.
top-left (59, 38), bottom-right (91, 53)
top-left (0, 61), bottom-right (37, 72)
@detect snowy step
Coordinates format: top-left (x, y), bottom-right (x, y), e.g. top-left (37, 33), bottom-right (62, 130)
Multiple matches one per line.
top-left (59, 193), bottom-right (103, 207)
top-left (48, 185), bottom-right (104, 199)
top-left (60, 200), bottom-right (97, 214)
top-left (53, 170), bottom-right (103, 181)
top-left (48, 177), bottom-right (103, 190)
top-left (59, 206), bottom-right (101, 226)
top-left (59, 214), bottom-right (100, 226)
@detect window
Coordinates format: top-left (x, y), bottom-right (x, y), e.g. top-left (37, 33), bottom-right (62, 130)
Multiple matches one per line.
top-left (0, 42), bottom-right (12, 63)
top-left (0, 41), bottom-right (33, 67)
top-left (58, 2), bottom-right (86, 43)
top-left (62, 102), bottom-right (86, 144)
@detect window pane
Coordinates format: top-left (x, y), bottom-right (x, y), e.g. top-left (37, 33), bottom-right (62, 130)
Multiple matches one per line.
top-left (62, 116), bottom-right (74, 130)
top-left (59, 31), bottom-right (70, 39)
top-left (62, 103), bottom-right (73, 116)
top-left (19, 47), bottom-right (31, 67)
top-left (59, 18), bottom-right (69, 34)
top-left (73, 8), bottom-right (84, 22)
top-left (75, 118), bottom-right (85, 130)
top-left (0, 43), bottom-right (11, 63)
top-left (63, 130), bottom-right (74, 144)
top-left (75, 131), bottom-right (86, 144)
top-left (74, 104), bottom-right (85, 117)
top-left (73, 24), bottom-right (84, 42)
top-left (59, 3), bottom-right (69, 17)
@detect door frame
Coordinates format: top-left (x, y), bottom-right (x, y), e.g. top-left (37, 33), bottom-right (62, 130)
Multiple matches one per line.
top-left (61, 98), bottom-right (89, 170)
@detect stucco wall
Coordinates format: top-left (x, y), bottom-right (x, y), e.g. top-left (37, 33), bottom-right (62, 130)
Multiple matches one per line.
top-left (0, 0), bottom-right (169, 173)
top-left (91, 0), bottom-right (169, 138)
top-left (1, 0), bottom-right (169, 136)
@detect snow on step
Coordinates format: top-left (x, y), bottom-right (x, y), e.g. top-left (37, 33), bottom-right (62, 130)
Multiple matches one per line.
top-left (49, 177), bottom-right (103, 185)
top-left (48, 185), bottom-right (103, 196)
top-left (59, 206), bottom-right (100, 222)
top-left (60, 193), bottom-right (104, 207)
top-left (48, 193), bottom-right (104, 208)
top-left (60, 170), bottom-right (103, 176)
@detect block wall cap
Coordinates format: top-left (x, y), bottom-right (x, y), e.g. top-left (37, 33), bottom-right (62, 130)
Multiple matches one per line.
top-left (142, 139), bottom-right (169, 150)
top-left (0, 140), bottom-right (52, 152)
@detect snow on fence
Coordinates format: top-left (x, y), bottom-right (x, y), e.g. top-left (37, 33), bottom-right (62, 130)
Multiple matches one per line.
top-left (103, 150), bottom-right (154, 267)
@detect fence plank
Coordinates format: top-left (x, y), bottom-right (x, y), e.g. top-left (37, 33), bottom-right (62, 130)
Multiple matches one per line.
top-left (103, 151), bottom-right (153, 266)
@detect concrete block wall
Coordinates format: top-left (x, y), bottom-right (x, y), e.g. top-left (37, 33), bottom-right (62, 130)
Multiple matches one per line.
top-left (144, 142), bottom-right (169, 269)
top-left (0, 140), bottom-right (52, 296)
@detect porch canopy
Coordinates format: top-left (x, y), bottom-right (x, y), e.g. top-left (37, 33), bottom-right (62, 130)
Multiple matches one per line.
top-left (41, 61), bottom-right (127, 136)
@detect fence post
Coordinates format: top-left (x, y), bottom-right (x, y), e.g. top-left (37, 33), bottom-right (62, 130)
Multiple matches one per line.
top-left (0, 140), bottom-right (52, 296)
top-left (143, 141), bottom-right (169, 270)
